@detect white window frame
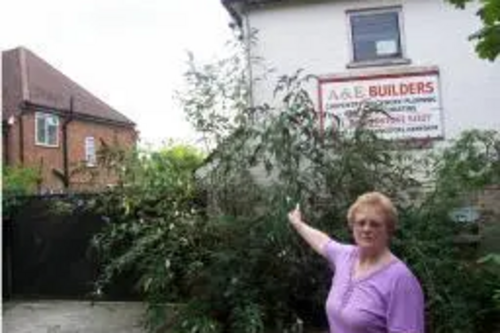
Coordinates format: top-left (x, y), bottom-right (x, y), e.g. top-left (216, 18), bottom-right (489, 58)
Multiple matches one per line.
top-left (346, 6), bottom-right (410, 68)
top-left (85, 136), bottom-right (97, 167)
top-left (35, 112), bottom-right (59, 147)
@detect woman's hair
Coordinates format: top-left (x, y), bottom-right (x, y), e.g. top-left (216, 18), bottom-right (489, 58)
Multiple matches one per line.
top-left (347, 191), bottom-right (398, 233)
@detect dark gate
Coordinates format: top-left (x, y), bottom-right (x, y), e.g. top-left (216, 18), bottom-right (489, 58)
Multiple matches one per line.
top-left (2, 194), bottom-right (137, 300)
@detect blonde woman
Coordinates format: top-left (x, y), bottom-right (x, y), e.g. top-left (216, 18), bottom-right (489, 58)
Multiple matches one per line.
top-left (288, 192), bottom-right (424, 333)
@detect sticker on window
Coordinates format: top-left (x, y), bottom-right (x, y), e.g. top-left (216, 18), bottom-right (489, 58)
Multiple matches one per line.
top-left (376, 40), bottom-right (397, 55)
top-left (46, 116), bottom-right (58, 126)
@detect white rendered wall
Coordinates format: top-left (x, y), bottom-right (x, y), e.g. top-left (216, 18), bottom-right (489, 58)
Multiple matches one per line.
top-left (244, 0), bottom-right (500, 139)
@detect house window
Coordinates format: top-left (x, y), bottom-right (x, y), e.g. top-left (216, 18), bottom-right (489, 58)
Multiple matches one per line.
top-left (35, 112), bottom-right (59, 146)
top-left (348, 7), bottom-right (405, 64)
top-left (85, 136), bottom-right (96, 167)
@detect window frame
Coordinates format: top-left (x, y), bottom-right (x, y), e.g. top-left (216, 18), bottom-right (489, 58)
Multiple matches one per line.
top-left (85, 136), bottom-right (97, 167)
top-left (346, 6), bottom-right (410, 68)
top-left (35, 112), bottom-right (60, 147)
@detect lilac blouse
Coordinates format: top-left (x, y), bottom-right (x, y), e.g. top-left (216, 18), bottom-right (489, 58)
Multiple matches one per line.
top-left (324, 240), bottom-right (425, 333)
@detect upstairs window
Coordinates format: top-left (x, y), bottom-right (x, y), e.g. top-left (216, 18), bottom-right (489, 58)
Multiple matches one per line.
top-left (348, 7), bottom-right (405, 64)
top-left (35, 112), bottom-right (59, 147)
top-left (85, 136), bottom-right (96, 167)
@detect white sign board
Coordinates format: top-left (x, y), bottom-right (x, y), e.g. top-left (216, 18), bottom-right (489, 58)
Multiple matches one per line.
top-left (319, 70), bottom-right (443, 140)
top-left (376, 40), bottom-right (398, 56)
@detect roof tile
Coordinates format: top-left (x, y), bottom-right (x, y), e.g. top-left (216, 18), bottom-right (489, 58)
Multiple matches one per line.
top-left (2, 47), bottom-right (135, 126)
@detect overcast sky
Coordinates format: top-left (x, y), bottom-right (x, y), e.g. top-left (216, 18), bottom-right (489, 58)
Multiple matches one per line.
top-left (0, 0), bottom-right (234, 149)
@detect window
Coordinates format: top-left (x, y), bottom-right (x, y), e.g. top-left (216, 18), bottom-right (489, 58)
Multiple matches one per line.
top-left (348, 7), bottom-right (406, 64)
top-left (85, 136), bottom-right (96, 167)
top-left (35, 112), bottom-right (59, 146)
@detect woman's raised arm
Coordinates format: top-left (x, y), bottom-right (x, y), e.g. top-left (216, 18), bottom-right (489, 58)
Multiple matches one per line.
top-left (288, 204), bottom-right (331, 258)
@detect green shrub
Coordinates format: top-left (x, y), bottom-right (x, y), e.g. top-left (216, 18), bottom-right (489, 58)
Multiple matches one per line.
top-left (2, 165), bottom-right (40, 218)
top-left (3, 165), bottom-right (39, 195)
top-left (93, 70), bottom-right (499, 332)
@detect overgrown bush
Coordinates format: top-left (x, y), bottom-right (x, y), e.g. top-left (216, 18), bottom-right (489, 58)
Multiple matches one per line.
top-left (181, 72), bottom-right (499, 332)
top-left (2, 165), bottom-right (40, 218)
top-left (90, 144), bottom-right (207, 323)
top-left (92, 63), bottom-right (499, 332)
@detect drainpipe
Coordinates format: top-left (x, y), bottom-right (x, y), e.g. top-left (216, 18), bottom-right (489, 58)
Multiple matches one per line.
top-left (61, 97), bottom-right (74, 190)
top-left (19, 48), bottom-right (29, 166)
top-left (3, 119), bottom-right (11, 165)
top-left (18, 114), bottom-right (24, 165)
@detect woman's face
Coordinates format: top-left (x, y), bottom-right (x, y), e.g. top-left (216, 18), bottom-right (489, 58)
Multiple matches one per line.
top-left (351, 205), bottom-right (390, 253)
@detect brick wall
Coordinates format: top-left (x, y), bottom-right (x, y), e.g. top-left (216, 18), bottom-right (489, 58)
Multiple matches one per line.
top-left (5, 116), bottom-right (21, 168)
top-left (66, 118), bottom-right (136, 191)
top-left (7, 112), bottom-right (136, 192)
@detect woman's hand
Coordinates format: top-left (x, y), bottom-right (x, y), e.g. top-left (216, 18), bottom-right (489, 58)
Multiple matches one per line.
top-left (287, 203), bottom-right (330, 258)
top-left (288, 203), bottom-right (302, 225)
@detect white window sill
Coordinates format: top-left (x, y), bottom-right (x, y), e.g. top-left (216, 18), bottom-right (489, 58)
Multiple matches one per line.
top-left (35, 142), bottom-right (59, 148)
top-left (347, 58), bottom-right (411, 69)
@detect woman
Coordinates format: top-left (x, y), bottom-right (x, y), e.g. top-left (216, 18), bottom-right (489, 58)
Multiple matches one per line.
top-left (288, 191), bottom-right (424, 333)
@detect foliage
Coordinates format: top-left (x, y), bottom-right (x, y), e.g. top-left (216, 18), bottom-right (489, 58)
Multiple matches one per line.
top-left (90, 143), bottom-right (206, 330)
top-left (432, 129), bottom-right (500, 195)
top-left (175, 28), bottom-right (251, 152)
top-left (446, 0), bottom-right (500, 61)
top-left (93, 52), bottom-right (499, 332)
top-left (398, 130), bottom-right (500, 332)
top-left (172, 301), bottom-right (222, 333)
top-left (2, 165), bottom-right (40, 218)
top-left (189, 71), bottom-right (499, 332)
top-left (478, 253), bottom-right (500, 310)
top-left (3, 165), bottom-right (40, 195)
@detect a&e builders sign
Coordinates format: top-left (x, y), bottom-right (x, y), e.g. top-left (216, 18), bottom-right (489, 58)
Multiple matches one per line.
top-left (318, 68), bottom-right (443, 140)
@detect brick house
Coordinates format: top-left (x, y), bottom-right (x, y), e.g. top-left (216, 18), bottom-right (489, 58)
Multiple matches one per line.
top-left (2, 47), bottom-right (137, 192)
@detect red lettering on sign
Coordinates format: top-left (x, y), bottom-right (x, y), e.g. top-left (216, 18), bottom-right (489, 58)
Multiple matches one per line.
top-left (368, 81), bottom-right (435, 98)
top-left (329, 86), bottom-right (367, 101)
top-left (425, 82), bottom-right (434, 94)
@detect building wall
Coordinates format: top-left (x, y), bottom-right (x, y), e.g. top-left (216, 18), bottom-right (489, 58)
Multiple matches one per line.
top-left (7, 111), bottom-right (136, 192)
top-left (2, 48), bottom-right (24, 121)
top-left (245, 0), bottom-right (500, 140)
top-left (21, 112), bottom-right (64, 191)
top-left (66, 118), bottom-right (136, 191)
top-left (5, 118), bottom-right (21, 167)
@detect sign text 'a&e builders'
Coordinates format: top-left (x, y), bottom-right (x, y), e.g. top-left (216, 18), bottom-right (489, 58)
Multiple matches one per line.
top-left (319, 70), bottom-right (443, 140)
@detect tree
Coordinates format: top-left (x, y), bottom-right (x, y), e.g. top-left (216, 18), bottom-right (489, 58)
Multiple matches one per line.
top-left (447, 0), bottom-right (500, 61)
top-left (175, 29), bottom-right (250, 152)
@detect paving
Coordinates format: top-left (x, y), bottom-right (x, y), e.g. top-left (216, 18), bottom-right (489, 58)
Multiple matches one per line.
top-left (3, 300), bottom-right (147, 333)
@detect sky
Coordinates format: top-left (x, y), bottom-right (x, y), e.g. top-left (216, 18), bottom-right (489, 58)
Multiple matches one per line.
top-left (0, 0), bottom-right (234, 149)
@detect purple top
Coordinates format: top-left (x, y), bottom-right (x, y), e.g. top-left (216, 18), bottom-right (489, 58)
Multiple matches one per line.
top-left (324, 240), bottom-right (425, 333)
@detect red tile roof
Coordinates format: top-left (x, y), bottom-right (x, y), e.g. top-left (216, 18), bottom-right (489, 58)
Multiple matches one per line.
top-left (2, 47), bottom-right (135, 126)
